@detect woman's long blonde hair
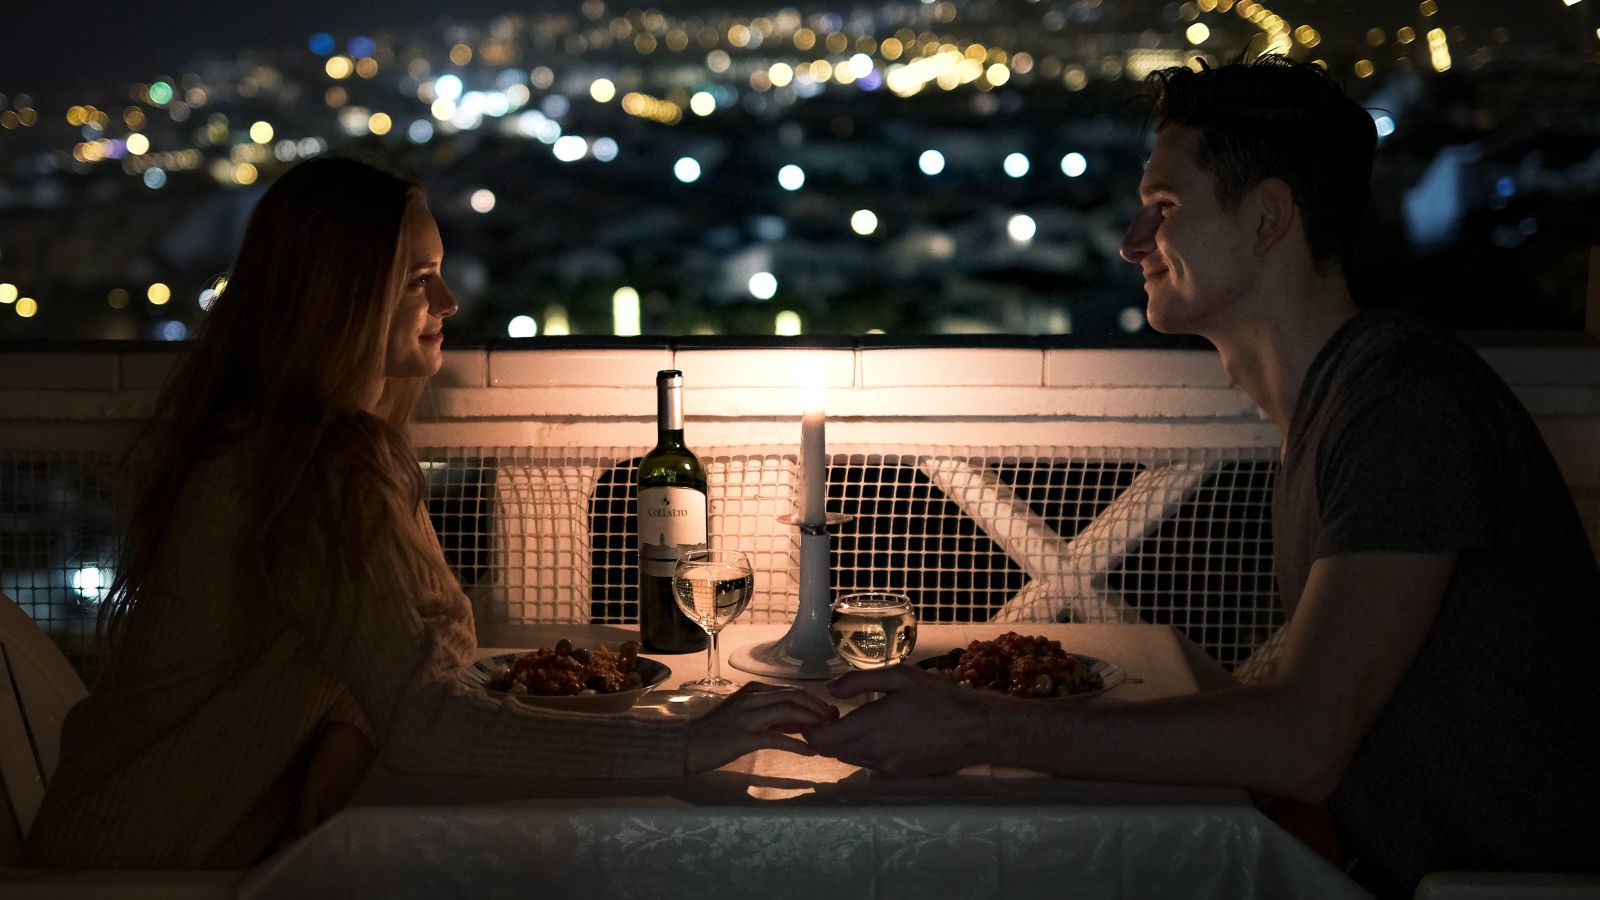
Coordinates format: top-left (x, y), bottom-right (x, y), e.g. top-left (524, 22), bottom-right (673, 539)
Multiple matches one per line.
top-left (102, 157), bottom-right (429, 641)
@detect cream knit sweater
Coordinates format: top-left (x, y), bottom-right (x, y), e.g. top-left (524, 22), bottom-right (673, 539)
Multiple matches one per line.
top-left (23, 445), bottom-right (687, 870)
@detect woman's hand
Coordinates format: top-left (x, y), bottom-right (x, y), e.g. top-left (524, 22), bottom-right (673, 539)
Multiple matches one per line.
top-left (294, 721), bottom-right (377, 837)
top-left (802, 664), bottom-right (1004, 777)
top-left (686, 683), bottom-right (839, 773)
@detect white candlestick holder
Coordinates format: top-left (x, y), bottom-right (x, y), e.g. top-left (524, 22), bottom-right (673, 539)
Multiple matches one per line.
top-left (728, 512), bottom-right (853, 680)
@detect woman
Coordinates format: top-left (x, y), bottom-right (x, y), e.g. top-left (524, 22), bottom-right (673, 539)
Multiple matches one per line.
top-left (23, 157), bottom-right (832, 870)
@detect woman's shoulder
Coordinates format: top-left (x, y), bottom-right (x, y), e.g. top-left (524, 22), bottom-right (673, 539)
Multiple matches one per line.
top-left (319, 411), bottom-right (414, 464)
top-left (182, 412), bottom-right (420, 526)
top-left (307, 413), bottom-right (425, 508)
top-left (151, 410), bottom-right (412, 481)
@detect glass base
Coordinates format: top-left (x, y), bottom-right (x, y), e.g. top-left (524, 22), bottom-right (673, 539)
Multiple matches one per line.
top-left (679, 676), bottom-right (741, 696)
top-left (728, 637), bottom-right (851, 680)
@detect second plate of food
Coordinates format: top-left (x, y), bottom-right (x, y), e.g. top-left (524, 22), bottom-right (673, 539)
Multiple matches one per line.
top-left (915, 633), bottom-right (1126, 701)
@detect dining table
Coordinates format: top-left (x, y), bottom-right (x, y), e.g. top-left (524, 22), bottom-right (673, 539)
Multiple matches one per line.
top-left (240, 622), bottom-right (1372, 900)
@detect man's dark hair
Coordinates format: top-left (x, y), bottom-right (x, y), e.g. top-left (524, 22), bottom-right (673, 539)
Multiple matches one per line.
top-left (1148, 56), bottom-right (1377, 273)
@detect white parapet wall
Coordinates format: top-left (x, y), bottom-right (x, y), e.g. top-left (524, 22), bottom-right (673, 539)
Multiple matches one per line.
top-left (2, 342), bottom-right (1598, 488)
top-left (3, 340), bottom-right (1597, 661)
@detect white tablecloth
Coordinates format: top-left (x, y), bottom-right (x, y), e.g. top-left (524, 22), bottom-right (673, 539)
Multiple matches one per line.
top-left (241, 624), bottom-right (1371, 900)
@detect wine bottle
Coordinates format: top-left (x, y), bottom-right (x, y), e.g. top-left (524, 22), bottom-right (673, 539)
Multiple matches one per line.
top-left (636, 370), bottom-right (710, 653)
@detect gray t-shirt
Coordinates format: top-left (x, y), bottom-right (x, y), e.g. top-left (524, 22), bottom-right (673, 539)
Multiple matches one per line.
top-left (1273, 312), bottom-right (1600, 894)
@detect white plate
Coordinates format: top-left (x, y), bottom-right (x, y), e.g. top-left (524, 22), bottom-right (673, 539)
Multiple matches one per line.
top-left (916, 651), bottom-right (1125, 701)
top-left (462, 651), bottom-right (671, 714)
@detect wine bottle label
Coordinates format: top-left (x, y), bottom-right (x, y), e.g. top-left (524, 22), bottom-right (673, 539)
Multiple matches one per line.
top-left (638, 486), bottom-right (708, 576)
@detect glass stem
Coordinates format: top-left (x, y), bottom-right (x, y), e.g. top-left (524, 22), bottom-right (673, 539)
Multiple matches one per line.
top-left (706, 629), bottom-right (721, 683)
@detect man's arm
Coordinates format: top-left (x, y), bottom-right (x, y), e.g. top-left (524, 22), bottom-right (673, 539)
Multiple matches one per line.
top-left (805, 551), bottom-right (1453, 801)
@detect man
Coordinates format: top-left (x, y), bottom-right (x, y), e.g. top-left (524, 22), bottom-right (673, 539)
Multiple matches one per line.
top-left (803, 58), bottom-right (1600, 896)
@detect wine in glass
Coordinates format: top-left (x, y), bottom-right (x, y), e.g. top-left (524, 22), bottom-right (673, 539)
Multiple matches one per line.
top-left (829, 592), bottom-right (917, 671)
top-left (672, 549), bottom-right (755, 695)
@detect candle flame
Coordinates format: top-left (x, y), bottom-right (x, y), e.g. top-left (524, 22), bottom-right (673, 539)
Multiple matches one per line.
top-left (804, 381), bottom-right (826, 413)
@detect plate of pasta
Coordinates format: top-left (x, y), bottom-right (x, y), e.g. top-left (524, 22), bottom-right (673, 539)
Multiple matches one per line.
top-left (461, 639), bottom-right (670, 714)
top-left (916, 632), bottom-right (1124, 700)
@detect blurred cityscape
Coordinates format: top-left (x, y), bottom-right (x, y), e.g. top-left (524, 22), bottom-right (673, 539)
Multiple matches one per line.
top-left (1, 0), bottom-right (1598, 342)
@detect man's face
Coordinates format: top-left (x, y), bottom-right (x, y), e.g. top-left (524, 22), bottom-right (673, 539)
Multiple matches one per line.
top-left (1119, 125), bottom-right (1257, 336)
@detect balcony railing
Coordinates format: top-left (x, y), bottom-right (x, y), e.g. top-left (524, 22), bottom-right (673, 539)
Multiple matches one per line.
top-left (4, 339), bottom-right (1597, 684)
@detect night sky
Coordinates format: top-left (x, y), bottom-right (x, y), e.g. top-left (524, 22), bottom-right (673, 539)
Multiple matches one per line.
top-left (7, 0), bottom-right (1586, 103)
top-left (2, 0), bottom-right (575, 98)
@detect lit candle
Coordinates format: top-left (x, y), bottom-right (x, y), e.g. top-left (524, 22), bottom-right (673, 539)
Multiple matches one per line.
top-left (798, 390), bottom-right (827, 526)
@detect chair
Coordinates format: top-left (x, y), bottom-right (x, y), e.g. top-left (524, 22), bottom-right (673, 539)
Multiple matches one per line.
top-left (0, 592), bottom-right (241, 898)
top-left (0, 591), bottom-right (87, 858)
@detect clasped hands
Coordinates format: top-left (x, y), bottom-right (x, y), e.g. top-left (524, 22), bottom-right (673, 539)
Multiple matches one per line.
top-left (687, 665), bottom-right (999, 777)
top-left (294, 669), bottom-right (1001, 840)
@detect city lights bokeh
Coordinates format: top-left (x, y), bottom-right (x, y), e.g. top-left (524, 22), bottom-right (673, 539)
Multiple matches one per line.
top-left (0, 0), bottom-right (1595, 339)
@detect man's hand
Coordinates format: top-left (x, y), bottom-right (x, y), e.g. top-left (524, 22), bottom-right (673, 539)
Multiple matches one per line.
top-left (686, 683), bottom-right (840, 773)
top-left (803, 664), bottom-right (1004, 777)
top-left (294, 721), bottom-right (377, 838)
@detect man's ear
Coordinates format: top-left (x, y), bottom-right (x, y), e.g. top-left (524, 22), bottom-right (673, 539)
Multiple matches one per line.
top-left (1250, 177), bottom-right (1296, 258)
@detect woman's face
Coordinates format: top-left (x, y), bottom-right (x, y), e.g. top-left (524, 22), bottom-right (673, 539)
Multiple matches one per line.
top-left (385, 201), bottom-right (458, 379)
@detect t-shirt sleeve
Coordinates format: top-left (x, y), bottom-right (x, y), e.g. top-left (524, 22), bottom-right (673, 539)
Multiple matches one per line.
top-left (1314, 348), bottom-right (1496, 559)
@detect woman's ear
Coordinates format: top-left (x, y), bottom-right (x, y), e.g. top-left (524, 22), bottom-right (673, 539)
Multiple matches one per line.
top-left (1250, 177), bottom-right (1297, 259)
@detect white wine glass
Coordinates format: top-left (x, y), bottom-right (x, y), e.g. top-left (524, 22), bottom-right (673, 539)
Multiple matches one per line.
top-left (672, 549), bottom-right (755, 695)
top-left (829, 592), bottom-right (918, 680)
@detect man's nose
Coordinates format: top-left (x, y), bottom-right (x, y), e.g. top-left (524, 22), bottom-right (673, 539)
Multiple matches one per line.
top-left (1120, 208), bottom-right (1156, 264)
